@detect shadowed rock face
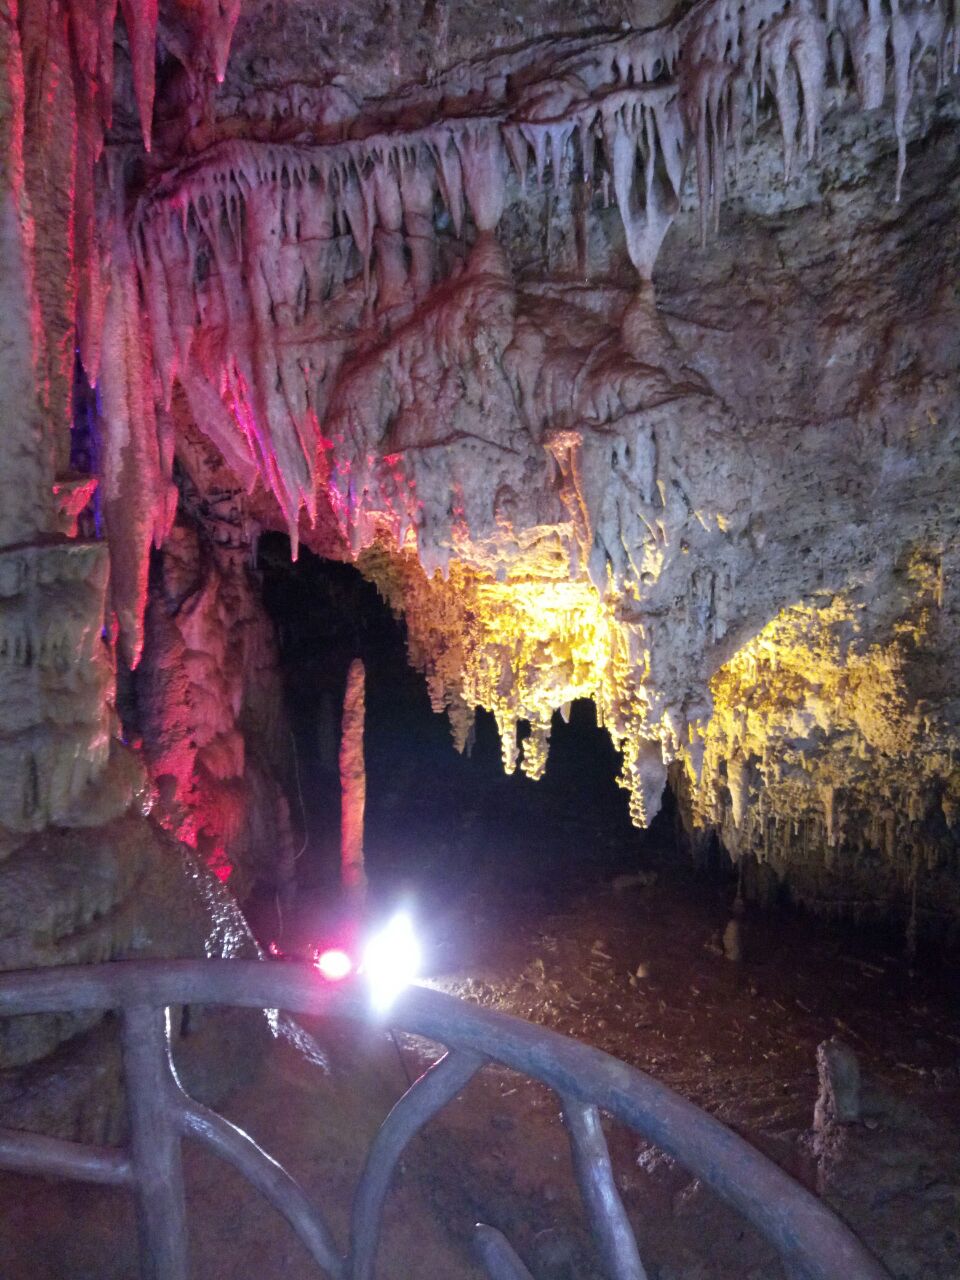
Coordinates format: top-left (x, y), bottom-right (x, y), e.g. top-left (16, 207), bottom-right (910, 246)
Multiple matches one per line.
top-left (0, 0), bottom-right (958, 1036)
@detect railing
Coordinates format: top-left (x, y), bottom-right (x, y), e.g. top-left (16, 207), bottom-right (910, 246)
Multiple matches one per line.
top-left (0, 961), bottom-right (890, 1280)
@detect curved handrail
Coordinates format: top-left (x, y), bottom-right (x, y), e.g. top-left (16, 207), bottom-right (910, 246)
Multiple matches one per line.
top-left (348, 1048), bottom-right (486, 1279)
top-left (0, 960), bottom-right (891, 1280)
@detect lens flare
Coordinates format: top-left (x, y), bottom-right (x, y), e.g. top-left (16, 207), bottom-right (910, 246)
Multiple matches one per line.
top-left (363, 912), bottom-right (421, 1009)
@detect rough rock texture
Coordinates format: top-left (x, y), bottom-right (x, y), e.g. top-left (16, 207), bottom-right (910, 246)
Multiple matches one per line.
top-left (131, 423), bottom-right (296, 898)
top-left (0, 798), bottom-right (264, 1140)
top-left (814, 1036), bottom-right (862, 1129)
top-left (0, 0), bottom-right (270, 1120)
top-left (0, 541), bottom-right (116, 844)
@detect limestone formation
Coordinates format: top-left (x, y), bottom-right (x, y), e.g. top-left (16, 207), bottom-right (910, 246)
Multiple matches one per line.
top-left (133, 422), bottom-right (294, 898)
top-left (814, 1036), bottom-right (862, 1129)
top-left (340, 657), bottom-right (368, 894)
top-left (81, 0), bottom-right (960, 932)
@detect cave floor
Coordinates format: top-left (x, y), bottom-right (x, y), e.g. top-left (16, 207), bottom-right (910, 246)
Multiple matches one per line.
top-left (6, 843), bottom-right (958, 1280)
top-left (3, 706), bottom-right (960, 1279)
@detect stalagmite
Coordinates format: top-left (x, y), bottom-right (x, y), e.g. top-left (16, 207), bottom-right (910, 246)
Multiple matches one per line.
top-left (722, 916), bottom-right (743, 961)
top-left (340, 658), bottom-right (367, 896)
top-left (116, 0), bottom-right (960, 664)
top-left (843, 0), bottom-right (889, 111)
top-left (814, 1038), bottom-right (861, 1129)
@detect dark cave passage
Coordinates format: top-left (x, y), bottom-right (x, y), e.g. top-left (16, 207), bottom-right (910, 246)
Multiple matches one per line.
top-left (254, 532), bottom-right (665, 929)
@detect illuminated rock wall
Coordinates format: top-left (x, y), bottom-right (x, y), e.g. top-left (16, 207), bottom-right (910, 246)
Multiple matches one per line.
top-left (132, 425), bottom-right (295, 898)
top-left (679, 557), bottom-right (960, 927)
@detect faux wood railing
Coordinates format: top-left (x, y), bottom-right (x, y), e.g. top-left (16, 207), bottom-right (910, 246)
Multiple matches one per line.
top-left (0, 961), bottom-right (890, 1280)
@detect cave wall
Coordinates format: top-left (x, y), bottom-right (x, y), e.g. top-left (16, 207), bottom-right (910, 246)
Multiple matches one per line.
top-left (0, 0), bottom-right (261, 1130)
top-left (132, 422), bottom-right (297, 900)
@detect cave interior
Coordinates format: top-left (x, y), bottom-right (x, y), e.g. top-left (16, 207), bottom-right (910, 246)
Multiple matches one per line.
top-left (0, 0), bottom-right (959, 1275)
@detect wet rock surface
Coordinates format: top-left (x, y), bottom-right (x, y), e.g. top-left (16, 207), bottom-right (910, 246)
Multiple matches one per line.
top-left (0, 810), bottom-right (264, 1140)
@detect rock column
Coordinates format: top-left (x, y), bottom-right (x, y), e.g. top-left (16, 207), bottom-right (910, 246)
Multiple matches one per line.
top-left (339, 658), bottom-right (367, 895)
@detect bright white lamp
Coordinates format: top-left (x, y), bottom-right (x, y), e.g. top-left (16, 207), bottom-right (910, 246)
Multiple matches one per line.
top-left (362, 912), bottom-right (421, 1010)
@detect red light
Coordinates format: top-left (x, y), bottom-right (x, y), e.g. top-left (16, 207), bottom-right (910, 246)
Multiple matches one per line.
top-left (315, 948), bottom-right (353, 981)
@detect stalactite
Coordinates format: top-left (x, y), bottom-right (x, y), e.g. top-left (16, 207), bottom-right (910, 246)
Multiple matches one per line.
top-left (689, 575), bottom-right (960, 905)
top-left (98, 166), bottom-right (173, 668)
top-left (43, 0), bottom-right (957, 907)
top-left (118, 0), bottom-right (158, 151)
top-left (118, 0), bottom-right (960, 587)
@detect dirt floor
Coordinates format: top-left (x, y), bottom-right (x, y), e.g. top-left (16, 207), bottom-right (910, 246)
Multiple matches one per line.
top-left (2, 661), bottom-right (959, 1278)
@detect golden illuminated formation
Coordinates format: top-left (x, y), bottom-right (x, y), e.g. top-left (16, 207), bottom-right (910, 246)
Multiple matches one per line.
top-left (359, 538), bottom-right (959, 920)
top-left (359, 537), bottom-right (687, 829)
top-left (685, 551), bottom-right (960, 908)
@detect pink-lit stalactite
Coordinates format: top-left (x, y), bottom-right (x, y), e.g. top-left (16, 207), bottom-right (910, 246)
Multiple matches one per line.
top-left (99, 162), bottom-right (175, 669)
top-left (340, 658), bottom-right (367, 897)
top-left (118, 0), bottom-right (158, 152)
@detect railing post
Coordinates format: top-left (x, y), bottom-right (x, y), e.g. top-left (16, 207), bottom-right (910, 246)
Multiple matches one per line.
top-left (349, 1049), bottom-right (484, 1280)
top-left (561, 1097), bottom-right (647, 1280)
top-left (122, 1004), bottom-right (189, 1280)
top-left (473, 1224), bottom-right (536, 1280)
